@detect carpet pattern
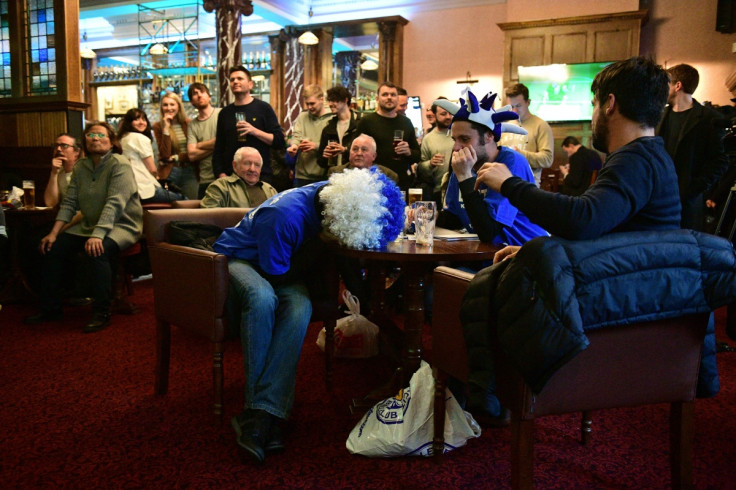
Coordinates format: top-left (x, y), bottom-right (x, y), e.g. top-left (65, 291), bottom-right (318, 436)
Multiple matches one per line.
top-left (1, 281), bottom-right (735, 489)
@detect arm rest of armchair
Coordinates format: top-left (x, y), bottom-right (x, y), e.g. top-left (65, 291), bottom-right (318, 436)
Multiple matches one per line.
top-left (149, 242), bottom-right (231, 341)
top-left (431, 266), bottom-right (476, 382)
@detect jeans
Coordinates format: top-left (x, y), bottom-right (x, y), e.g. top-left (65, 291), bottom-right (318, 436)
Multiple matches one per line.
top-left (168, 166), bottom-right (199, 200)
top-left (227, 258), bottom-right (312, 419)
top-left (39, 233), bottom-right (119, 315)
top-left (142, 185), bottom-right (186, 204)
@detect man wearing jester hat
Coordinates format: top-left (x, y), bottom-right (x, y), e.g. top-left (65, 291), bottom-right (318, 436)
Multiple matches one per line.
top-left (213, 168), bottom-right (405, 464)
top-left (434, 90), bottom-right (549, 246)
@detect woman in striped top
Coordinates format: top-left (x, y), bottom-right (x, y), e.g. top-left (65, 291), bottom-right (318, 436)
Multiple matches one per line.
top-left (153, 92), bottom-right (197, 199)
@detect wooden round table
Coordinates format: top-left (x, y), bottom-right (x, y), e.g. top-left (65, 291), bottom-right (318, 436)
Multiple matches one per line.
top-left (333, 238), bottom-right (499, 409)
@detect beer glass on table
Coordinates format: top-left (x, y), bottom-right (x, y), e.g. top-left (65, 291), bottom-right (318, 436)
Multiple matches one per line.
top-left (22, 180), bottom-right (35, 209)
top-left (413, 201), bottom-right (437, 246)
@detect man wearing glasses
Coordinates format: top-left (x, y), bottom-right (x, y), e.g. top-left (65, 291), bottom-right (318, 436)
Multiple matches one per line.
top-left (45, 133), bottom-right (81, 207)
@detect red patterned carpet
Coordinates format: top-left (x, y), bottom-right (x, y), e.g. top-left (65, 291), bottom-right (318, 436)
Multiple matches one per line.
top-left (2, 280), bottom-right (735, 489)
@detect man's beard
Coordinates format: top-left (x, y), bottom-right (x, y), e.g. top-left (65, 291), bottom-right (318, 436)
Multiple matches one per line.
top-left (378, 101), bottom-right (395, 113)
top-left (592, 112), bottom-right (609, 154)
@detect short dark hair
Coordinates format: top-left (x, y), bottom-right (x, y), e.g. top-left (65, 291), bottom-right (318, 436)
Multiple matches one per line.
top-left (326, 85), bottom-right (352, 105)
top-left (591, 56), bottom-right (669, 129)
top-left (378, 81), bottom-right (398, 93)
top-left (396, 86), bottom-right (408, 96)
top-left (187, 82), bottom-right (210, 100)
top-left (431, 96), bottom-right (448, 114)
top-left (667, 64), bottom-right (699, 95)
top-left (561, 136), bottom-right (580, 147)
top-left (469, 120), bottom-right (495, 142)
top-left (56, 132), bottom-right (80, 149)
top-left (505, 83), bottom-right (529, 101)
top-left (229, 65), bottom-right (252, 80)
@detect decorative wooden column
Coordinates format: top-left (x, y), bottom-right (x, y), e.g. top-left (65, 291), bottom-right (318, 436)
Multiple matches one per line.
top-left (269, 31), bottom-right (287, 124)
top-left (303, 28), bottom-right (334, 91)
top-left (377, 19), bottom-right (407, 86)
top-left (203, 0), bottom-right (254, 107)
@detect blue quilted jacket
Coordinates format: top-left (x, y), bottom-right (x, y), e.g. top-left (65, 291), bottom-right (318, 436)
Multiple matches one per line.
top-left (461, 229), bottom-right (736, 395)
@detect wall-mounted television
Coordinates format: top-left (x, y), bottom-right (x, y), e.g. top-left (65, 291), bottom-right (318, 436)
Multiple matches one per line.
top-left (517, 62), bottom-right (612, 123)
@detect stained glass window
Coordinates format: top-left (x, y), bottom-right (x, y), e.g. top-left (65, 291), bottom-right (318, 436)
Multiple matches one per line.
top-left (25, 0), bottom-right (56, 96)
top-left (0, 0), bottom-right (11, 97)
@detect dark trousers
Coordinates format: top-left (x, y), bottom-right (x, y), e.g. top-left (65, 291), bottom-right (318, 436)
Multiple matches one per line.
top-left (40, 233), bottom-right (119, 314)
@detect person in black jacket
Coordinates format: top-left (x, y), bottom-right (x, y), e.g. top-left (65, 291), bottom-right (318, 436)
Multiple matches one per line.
top-left (559, 136), bottom-right (602, 196)
top-left (317, 85), bottom-right (360, 170)
top-left (656, 63), bottom-right (729, 230)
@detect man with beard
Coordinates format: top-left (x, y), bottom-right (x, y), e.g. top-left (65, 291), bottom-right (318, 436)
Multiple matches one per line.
top-left (434, 92), bottom-right (548, 246)
top-left (187, 82), bottom-right (221, 198)
top-left (356, 81), bottom-right (420, 189)
top-left (476, 56), bottom-right (680, 255)
top-left (464, 57), bottom-right (684, 425)
top-left (415, 97), bottom-right (454, 204)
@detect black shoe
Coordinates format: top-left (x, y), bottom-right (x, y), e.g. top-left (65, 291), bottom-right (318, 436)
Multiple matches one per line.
top-left (83, 312), bottom-right (111, 333)
top-left (265, 415), bottom-right (285, 453)
top-left (232, 409), bottom-right (271, 464)
top-left (24, 310), bottom-right (63, 325)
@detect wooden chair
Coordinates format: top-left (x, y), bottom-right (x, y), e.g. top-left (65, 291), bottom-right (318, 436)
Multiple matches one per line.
top-left (144, 208), bottom-right (337, 421)
top-left (430, 266), bottom-right (708, 489)
top-left (111, 240), bottom-right (142, 315)
top-left (171, 199), bottom-right (202, 209)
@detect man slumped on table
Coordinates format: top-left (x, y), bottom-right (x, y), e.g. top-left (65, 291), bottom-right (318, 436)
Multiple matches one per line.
top-left (213, 168), bottom-right (404, 464)
top-left (434, 90), bottom-right (548, 246)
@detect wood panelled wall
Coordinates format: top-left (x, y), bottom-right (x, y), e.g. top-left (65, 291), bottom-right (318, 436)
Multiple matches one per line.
top-left (497, 9), bottom-right (648, 167)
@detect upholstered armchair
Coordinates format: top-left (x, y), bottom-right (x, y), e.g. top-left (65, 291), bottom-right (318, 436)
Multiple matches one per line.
top-left (430, 265), bottom-right (708, 488)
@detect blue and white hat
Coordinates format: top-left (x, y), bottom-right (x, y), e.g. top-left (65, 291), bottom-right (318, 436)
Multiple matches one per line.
top-left (434, 89), bottom-right (528, 141)
top-left (320, 167), bottom-right (405, 249)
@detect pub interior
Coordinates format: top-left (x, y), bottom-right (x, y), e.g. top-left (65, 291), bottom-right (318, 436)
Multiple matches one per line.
top-left (1, 0), bottom-right (736, 487)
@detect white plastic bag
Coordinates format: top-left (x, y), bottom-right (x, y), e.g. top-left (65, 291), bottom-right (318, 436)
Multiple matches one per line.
top-left (316, 290), bottom-right (379, 358)
top-left (346, 361), bottom-right (481, 457)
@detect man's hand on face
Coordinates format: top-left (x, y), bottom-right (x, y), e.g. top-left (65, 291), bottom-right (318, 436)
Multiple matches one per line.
top-left (451, 145), bottom-right (478, 182)
top-left (475, 162), bottom-right (513, 193)
top-left (51, 156), bottom-right (65, 173)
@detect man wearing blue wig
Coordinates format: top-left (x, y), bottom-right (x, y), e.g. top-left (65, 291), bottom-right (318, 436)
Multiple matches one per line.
top-left (435, 90), bottom-right (549, 246)
top-left (214, 168), bottom-right (404, 464)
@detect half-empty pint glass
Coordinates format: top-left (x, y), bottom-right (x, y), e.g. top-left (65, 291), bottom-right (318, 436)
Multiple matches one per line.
top-left (22, 180), bottom-right (35, 209)
top-left (413, 201), bottom-right (436, 246)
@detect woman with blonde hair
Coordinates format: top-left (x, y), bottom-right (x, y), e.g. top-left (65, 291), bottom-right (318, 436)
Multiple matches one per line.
top-left (153, 92), bottom-right (197, 199)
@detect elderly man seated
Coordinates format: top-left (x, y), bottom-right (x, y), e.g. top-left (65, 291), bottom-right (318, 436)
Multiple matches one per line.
top-left (328, 134), bottom-right (399, 184)
top-left (201, 146), bottom-right (278, 208)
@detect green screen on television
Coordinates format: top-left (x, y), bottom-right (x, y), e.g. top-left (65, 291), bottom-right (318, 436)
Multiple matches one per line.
top-left (518, 62), bottom-right (612, 123)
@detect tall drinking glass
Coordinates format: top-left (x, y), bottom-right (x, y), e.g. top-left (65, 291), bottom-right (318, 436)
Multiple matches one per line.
top-left (235, 112), bottom-right (247, 142)
top-left (413, 201), bottom-right (436, 246)
top-left (22, 180), bottom-right (35, 209)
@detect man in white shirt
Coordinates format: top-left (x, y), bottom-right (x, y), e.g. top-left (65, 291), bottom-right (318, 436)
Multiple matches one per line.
top-left (45, 133), bottom-right (80, 207)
